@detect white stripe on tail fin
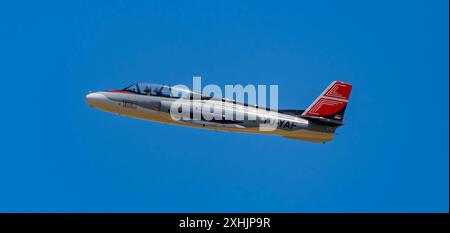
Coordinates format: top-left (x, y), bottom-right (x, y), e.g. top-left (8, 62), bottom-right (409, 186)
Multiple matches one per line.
top-left (302, 81), bottom-right (352, 122)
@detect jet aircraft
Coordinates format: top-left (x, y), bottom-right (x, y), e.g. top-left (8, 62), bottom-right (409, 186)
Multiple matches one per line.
top-left (86, 81), bottom-right (352, 143)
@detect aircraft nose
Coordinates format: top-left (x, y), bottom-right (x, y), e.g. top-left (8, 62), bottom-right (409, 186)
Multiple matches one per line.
top-left (86, 92), bottom-right (108, 107)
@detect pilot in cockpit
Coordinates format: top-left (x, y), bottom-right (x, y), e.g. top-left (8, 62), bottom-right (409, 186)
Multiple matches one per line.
top-left (144, 86), bottom-right (151, 95)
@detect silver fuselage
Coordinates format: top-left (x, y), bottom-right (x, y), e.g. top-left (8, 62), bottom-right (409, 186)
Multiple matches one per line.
top-left (86, 91), bottom-right (337, 142)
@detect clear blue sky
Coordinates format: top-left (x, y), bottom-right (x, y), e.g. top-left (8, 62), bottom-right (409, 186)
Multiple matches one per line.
top-left (0, 0), bottom-right (448, 212)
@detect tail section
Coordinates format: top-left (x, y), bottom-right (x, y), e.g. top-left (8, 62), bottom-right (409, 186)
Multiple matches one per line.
top-left (302, 81), bottom-right (352, 125)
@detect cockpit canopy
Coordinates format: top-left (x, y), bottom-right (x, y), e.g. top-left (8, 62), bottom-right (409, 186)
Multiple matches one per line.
top-left (121, 83), bottom-right (212, 100)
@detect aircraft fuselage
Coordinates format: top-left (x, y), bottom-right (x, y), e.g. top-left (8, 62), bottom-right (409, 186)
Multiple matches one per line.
top-left (86, 90), bottom-right (337, 143)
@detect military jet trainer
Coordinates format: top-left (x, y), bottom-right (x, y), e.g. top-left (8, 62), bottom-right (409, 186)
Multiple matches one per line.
top-left (86, 81), bottom-right (352, 143)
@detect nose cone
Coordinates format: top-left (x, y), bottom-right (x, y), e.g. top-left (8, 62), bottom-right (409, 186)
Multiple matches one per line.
top-left (86, 92), bottom-right (108, 107)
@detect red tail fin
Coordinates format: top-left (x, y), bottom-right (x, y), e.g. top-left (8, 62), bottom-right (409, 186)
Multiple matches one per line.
top-left (302, 81), bottom-right (352, 122)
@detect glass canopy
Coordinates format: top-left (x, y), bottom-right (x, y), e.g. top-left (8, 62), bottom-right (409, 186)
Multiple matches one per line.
top-left (121, 83), bottom-right (212, 100)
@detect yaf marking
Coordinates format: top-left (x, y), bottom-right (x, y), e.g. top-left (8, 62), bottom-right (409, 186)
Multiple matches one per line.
top-left (278, 119), bottom-right (296, 129)
top-left (263, 118), bottom-right (296, 129)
